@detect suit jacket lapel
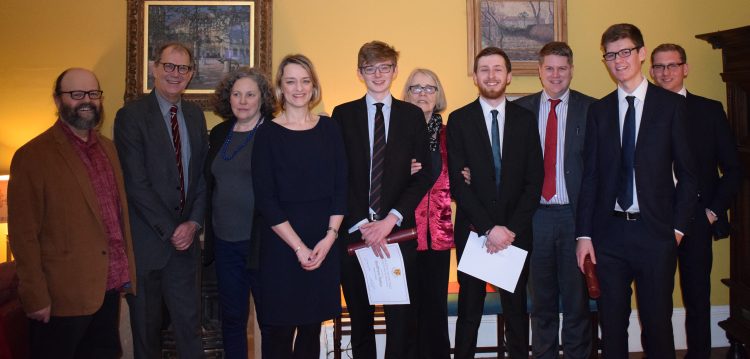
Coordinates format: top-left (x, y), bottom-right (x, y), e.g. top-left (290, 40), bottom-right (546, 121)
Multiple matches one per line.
top-left (564, 92), bottom-right (583, 165)
top-left (637, 83), bottom-right (659, 154)
top-left (355, 97), bottom-right (371, 179)
top-left (469, 100), bottom-right (494, 169)
top-left (52, 125), bottom-right (107, 236)
top-left (602, 91), bottom-right (621, 160)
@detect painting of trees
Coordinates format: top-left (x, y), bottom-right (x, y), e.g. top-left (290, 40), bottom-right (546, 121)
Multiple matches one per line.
top-left (146, 4), bottom-right (252, 90)
top-left (480, 0), bottom-right (556, 62)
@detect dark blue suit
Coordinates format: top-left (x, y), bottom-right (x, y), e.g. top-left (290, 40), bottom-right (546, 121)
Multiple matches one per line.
top-left (679, 92), bottom-right (741, 358)
top-left (576, 82), bottom-right (698, 359)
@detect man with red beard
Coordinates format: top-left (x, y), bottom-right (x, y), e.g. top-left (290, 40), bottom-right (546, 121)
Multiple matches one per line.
top-left (447, 47), bottom-right (543, 359)
top-left (8, 68), bottom-right (136, 358)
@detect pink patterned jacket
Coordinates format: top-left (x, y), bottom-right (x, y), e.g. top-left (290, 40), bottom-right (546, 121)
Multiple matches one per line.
top-left (415, 129), bottom-right (454, 251)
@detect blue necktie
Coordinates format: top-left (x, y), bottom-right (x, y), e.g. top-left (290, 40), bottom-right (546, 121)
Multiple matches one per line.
top-left (617, 96), bottom-right (636, 211)
top-left (490, 109), bottom-right (502, 187)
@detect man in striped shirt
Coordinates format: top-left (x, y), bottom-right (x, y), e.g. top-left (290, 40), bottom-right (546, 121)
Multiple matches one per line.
top-left (514, 42), bottom-right (596, 359)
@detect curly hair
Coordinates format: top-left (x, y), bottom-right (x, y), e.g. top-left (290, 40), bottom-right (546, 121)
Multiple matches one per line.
top-left (212, 67), bottom-right (275, 121)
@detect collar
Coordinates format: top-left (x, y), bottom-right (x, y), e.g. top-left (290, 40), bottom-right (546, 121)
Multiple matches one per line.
top-left (542, 88), bottom-right (570, 104)
top-left (479, 96), bottom-right (506, 114)
top-left (617, 77), bottom-right (648, 103)
top-left (365, 93), bottom-right (393, 108)
top-left (57, 119), bottom-right (97, 147)
top-left (154, 90), bottom-right (182, 116)
top-left (678, 87), bottom-right (687, 97)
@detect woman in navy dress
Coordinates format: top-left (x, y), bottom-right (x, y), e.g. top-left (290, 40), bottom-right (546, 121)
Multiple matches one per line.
top-left (252, 54), bottom-right (347, 359)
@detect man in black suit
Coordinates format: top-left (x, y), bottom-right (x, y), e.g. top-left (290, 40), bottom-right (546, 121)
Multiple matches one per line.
top-left (332, 40), bottom-right (433, 359)
top-left (575, 24), bottom-right (698, 359)
top-left (514, 42), bottom-right (595, 359)
top-left (114, 43), bottom-right (208, 359)
top-left (447, 46), bottom-right (544, 359)
top-left (649, 43), bottom-right (741, 359)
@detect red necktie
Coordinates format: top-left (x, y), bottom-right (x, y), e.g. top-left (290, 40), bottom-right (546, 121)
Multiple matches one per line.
top-left (169, 105), bottom-right (185, 211)
top-left (542, 99), bottom-right (561, 201)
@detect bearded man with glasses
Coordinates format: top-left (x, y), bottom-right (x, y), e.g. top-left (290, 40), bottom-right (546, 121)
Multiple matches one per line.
top-left (9, 68), bottom-right (136, 359)
top-left (114, 42), bottom-right (208, 359)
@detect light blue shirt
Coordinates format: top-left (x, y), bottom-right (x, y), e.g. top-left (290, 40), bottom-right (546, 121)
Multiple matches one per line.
top-left (155, 91), bottom-right (192, 192)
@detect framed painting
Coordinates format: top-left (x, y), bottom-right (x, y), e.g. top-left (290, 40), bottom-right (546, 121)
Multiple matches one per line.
top-left (125, 0), bottom-right (272, 109)
top-left (467, 0), bottom-right (567, 75)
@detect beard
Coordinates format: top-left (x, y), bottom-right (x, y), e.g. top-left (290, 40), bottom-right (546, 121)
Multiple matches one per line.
top-left (478, 84), bottom-right (506, 100)
top-left (60, 102), bottom-right (102, 131)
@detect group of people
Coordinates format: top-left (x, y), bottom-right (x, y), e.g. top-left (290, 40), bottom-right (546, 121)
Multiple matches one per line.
top-left (7, 21), bottom-right (740, 359)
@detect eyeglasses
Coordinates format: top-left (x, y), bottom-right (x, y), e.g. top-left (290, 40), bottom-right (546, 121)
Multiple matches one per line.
top-left (160, 62), bottom-right (193, 74)
top-left (408, 85), bottom-right (438, 95)
top-left (359, 63), bottom-right (394, 75)
top-left (603, 46), bottom-right (642, 61)
top-left (58, 90), bottom-right (104, 100)
top-left (651, 63), bottom-right (685, 73)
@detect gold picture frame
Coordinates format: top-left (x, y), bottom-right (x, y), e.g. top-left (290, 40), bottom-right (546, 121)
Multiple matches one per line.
top-left (467, 0), bottom-right (567, 75)
top-left (125, 0), bottom-right (272, 109)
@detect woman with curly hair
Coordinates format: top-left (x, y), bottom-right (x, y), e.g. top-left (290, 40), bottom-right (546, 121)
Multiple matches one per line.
top-left (205, 67), bottom-right (275, 358)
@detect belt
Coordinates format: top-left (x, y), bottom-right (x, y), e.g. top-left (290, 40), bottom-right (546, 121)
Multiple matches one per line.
top-left (538, 203), bottom-right (570, 209)
top-left (612, 211), bottom-right (640, 221)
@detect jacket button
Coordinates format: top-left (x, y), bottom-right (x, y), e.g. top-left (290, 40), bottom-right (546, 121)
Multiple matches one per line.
top-left (102, 251), bottom-right (107, 255)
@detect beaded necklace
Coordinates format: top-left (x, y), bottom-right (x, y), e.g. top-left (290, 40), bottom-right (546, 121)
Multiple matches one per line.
top-left (220, 117), bottom-right (263, 161)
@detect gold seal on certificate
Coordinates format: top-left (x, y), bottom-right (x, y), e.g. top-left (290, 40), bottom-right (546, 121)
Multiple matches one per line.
top-left (355, 243), bottom-right (410, 305)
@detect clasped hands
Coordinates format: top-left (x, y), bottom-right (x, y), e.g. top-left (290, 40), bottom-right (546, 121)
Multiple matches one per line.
top-left (295, 232), bottom-right (336, 271)
top-left (484, 225), bottom-right (515, 253)
top-left (360, 213), bottom-right (399, 258)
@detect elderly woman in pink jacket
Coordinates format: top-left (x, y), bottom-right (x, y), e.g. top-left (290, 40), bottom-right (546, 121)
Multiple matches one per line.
top-left (402, 68), bottom-right (454, 359)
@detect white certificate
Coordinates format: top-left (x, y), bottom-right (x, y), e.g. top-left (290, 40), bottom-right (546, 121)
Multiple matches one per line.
top-left (457, 231), bottom-right (528, 293)
top-left (355, 243), bottom-right (410, 305)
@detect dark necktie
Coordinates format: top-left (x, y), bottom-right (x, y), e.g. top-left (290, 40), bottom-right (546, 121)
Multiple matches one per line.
top-left (169, 105), bottom-right (185, 212)
top-left (490, 109), bottom-right (502, 187)
top-left (542, 99), bottom-right (562, 201)
top-left (369, 103), bottom-right (385, 217)
top-left (617, 96), bottom-right (636, 211)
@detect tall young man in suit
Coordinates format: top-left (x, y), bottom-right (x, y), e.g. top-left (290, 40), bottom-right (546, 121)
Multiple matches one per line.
top-left (447, 46), bottom-right (544, 359)
top-left (114, 43), bottom-right (208, 359)
top-left (514, 42), bottom-right (595, 359)
top-left (332, 40), bottom-right (434, 359)
top-left (575, 24), bottom-right (698, 359)
top-left (9, 68), bottom-right (136, 359)
top-left (650, 43), bottom-right (741, 359)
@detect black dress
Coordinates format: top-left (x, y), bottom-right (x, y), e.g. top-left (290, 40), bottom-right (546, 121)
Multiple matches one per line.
top-left (251, 116), bottom-right (347, 326)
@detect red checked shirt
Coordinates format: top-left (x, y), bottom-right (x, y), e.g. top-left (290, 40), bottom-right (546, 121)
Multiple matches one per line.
top-left (59, 121), bottom-right (130, 291)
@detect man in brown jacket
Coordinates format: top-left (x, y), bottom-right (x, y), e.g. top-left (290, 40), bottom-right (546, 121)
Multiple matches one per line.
top-left (8, 68), bottom-right (136, 359)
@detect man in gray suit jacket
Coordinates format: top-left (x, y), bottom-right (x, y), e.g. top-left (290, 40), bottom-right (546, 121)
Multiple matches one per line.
top-left (114, 43), bottom-right (208, 359)
top-left (514, 42), bottom-right (595, 359)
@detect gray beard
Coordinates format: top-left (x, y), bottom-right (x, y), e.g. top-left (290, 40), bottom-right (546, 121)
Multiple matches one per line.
top-left (60, 102), bottom-right (102, 130)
